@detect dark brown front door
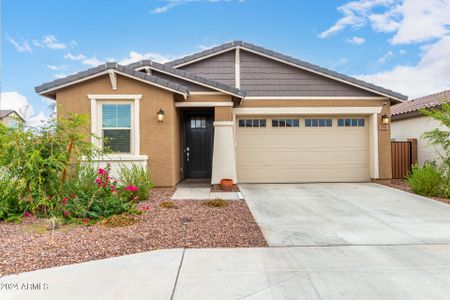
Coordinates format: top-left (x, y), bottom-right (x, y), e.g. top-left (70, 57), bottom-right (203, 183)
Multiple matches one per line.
top-left (184, 111), bottom-right (213, 178)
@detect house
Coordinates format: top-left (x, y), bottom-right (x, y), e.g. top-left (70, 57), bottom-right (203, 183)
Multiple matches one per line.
top-left (391, 90), bottom-right (449, 165)
top-left (0, 110), bottom-right (24, 128)
top-left (35, 41), bottom-right (407, 187)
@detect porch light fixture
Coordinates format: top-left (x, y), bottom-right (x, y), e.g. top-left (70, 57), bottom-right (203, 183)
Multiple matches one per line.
top-left (382, 114), bottom-right (390, 125)
top-left (157, 109), bottom-right (165, 122)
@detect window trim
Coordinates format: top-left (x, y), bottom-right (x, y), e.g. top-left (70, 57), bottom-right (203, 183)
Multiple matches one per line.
top-left (101, 103), bottom-right (133, 154)
top-left (89, 94), bottom-right (141, 156)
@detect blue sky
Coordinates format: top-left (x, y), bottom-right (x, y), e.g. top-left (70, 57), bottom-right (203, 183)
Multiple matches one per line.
top-left (2, 0), bottom-right (450, 124)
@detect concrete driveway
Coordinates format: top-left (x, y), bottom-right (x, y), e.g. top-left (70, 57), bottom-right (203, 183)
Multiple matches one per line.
top-left (239, 183), bottom-right (450, 246)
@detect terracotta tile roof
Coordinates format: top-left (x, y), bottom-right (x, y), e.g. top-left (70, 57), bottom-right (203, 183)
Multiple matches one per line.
top-left (391, 90), bottom-right (450, 116)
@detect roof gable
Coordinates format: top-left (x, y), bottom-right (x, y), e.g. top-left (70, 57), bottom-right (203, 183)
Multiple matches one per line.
top-left (166, 41), bottom-right (408, 101)
top-left (36, 63), bottom-right (190, 99)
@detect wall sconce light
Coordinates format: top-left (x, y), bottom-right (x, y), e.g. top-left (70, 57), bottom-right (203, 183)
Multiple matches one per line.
top-left (157, 109), bottom-right (165, 122)
top-left (382, 114), bottom-right (390, 125)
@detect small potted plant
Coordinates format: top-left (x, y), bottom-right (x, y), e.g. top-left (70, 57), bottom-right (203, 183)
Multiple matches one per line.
top-left (220, 178), bottom-right (233, 191)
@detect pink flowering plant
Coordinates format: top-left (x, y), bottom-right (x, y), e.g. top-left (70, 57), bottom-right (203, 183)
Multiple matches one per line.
top-left (60, 163), bottom-right (141, 223)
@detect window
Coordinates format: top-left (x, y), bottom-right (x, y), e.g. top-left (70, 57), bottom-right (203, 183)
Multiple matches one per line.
top-left (305, 118), bottom-right (332, 127)
top-left (338, 118), bottom-right (365, 127)
top-left (102, 104), bottom-right (131, 153)
top-left (8, 119), bottom-right (20, 129)
top-left (272, 119), bottom-right (300, 127)
top-left (190, 117), bottom-right (206, 129)
top-left (238, 119), bottom-right (266, 127)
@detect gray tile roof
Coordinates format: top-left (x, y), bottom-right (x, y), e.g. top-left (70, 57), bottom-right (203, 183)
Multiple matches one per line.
top-left (127, 60), bottom-right (246, 97)
top-left (35, 63), bottom-right (190, 95)
top-left (0, 109), bottom-right (14, 118)
top-left (0, 109), bottom-right (24, 121)
top-left (391, 89), bottom-right (450, 116)
top-left (166, 40), bottom-right (408, 101)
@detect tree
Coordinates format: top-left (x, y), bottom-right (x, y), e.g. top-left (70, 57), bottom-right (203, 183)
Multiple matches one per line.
top-left (421, 102), bottom-right (450, 168)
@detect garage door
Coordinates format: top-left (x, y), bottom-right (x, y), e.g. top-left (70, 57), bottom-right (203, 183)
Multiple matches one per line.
top-left (236, 116), bottom-right (370, 183)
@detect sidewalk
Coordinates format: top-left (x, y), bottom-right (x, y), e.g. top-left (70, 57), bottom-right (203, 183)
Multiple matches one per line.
top-left (3, 244), bottom-right (450, 299)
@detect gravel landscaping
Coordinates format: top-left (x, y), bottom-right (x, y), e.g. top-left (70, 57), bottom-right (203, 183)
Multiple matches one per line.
top-left (377, 179), bottom-right (450, 205)
top-left (0, 188), bottom-right (267, 275)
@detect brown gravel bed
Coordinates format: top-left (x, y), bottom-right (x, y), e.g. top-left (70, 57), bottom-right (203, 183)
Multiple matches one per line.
top-left (376, 179), bottom-right (450, 204)
top-left (0, 188), bottom-right (267, 275)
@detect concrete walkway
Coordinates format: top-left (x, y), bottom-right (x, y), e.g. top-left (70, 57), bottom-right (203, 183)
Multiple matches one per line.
top-left (239, 183), bottom-right (450, 246)
top-left (3, 245), bottom-right (450, 299)
top-left (171, 179), bottom-right (240, 200)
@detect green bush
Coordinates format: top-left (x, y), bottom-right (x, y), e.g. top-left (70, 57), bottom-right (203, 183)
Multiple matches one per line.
top-left (0, 115), bottom-right (146, 223)
top-left (407, 164), bottom-right (446, 197)
top-left (0, 173), bottom-right (24, 221)
top-left (118, 164), bottom-right (154, 201)
top-left (61, 164), bottom-right (139, 222)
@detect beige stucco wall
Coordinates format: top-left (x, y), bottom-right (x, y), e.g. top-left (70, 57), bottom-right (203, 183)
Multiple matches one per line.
top-left (215, 106), bottom-right (233, 121)
top-left (55, 74), bottom-right (180, 187)
top-left (392, 115), bottom-right (446, 165)
top-left (238, 99), bottom-right (392, 179)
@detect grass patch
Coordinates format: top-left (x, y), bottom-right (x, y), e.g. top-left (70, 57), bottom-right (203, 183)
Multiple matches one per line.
top-left (204, 199), bottom-right (228, 208)
top-left (98, 215), bottom-right (138, 228)
top-left (160, 201), bottom-right (177, 209)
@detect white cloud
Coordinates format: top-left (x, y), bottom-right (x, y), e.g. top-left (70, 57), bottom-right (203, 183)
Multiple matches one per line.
top-left (0, 92), bottom-right (51, 127)
top-left (27, 112), bottom-right (49, 127)
top-left (319, 0), bottom-right (397, 38)
top-left (347, 36), bottom-right (366, 44)
top-left (0, 92), bottom-right (33, 119)
top-left (320, 0), bottom-right (450, 44)
top-left (33, 35), bottom-right (68, 50)
top-left (399, 49), bottom-right (407, 55)
top-left (151, 0), bottom-right (244, 14)
top-left (47, 65), bottom-right (67, 71)
top-left (357, 36), bottom-right (450, 98)
top-left (64, 52), bottom-right (104, 67)
top-left (42, 35), bottom-right (67, 49)
top-left (6, 36), bottom-right (32, 52)
top-left (390, 0), bottom-right (450, 44)
top-left (197, 44), bottom-right (219, 50)
top-left (118, 51), bottom-right (177, 65)
top-left (377, 50), bottom-right (394, 63)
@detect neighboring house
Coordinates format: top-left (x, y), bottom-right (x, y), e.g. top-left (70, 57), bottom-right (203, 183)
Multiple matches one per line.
top-left (0, 109), bottom-right (25, 128)
top-left (391, 90), bottom-right (450, 165)
top-left (35, 41), bottom-right (407, 187)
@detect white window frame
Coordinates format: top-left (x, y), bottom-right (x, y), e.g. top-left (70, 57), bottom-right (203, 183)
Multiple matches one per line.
top-left (89, 94), bottom-right (141, 156)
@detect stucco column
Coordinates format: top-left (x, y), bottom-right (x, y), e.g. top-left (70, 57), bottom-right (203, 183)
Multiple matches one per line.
top-left (211, 121), bottom-right (237, 184)
top-left (369, 113), bottom-right (380, 179)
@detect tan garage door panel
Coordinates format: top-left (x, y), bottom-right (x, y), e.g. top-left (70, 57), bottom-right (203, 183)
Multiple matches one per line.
top-left (236, 117), bottom-right (370, 183)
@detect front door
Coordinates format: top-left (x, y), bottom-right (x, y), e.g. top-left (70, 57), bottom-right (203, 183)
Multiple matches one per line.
top-left (184, 111), bottom-right (213, 178)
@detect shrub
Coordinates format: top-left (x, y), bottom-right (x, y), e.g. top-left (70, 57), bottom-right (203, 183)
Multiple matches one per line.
top-left (118, 164), bottom-right (154, 201)
top-left (61, 164), bottom-right (139, 221)
top-left (99, 214), bottom-right (137, 228)
top-left (0, 173), bottom-right (24, 221)
top-left (407, 164), bottom-right (445, 197)
top-left (204, 199), bottom-right (228, 208)
top-left (160, 201), bottom-right (177, 209)
top-left (0, 114), bottom-right (102, 220)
